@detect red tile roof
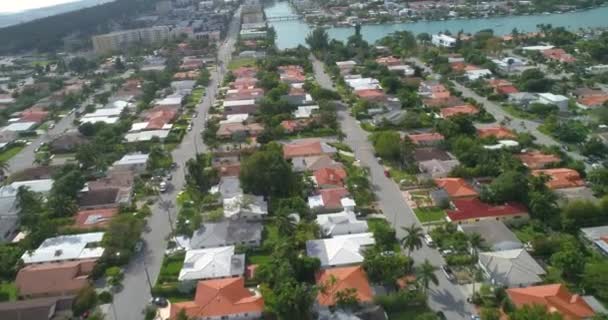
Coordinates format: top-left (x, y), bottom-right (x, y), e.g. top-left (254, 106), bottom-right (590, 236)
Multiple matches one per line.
top-left (225, 88), bottom-right (264, 101)
top-left (170, 277), bottom-right (264, 319)
top-left (532, 168), bottom-right (584, 190)
top-left (507, 284), bottom-right (595, 320)
top-left (497, 85), bottom-right (519, 95)
top-left (376, 56), bottom-right (401, 66)
top-left (283, 139), bottom-right (324, 159)
top-left (577, 95), bottom-right (608, 108)
top-left (517, 151), bottom-right (561, 169)
top-left (73, 208), bottom-right (118, 229)
top-left (319, 187), bottom-right (350, 210)
top-left (434, 178), bottom-right (478, 198)
top-left (407, 132), bottom-right (445, 145)
top-left (143, 106), bottom-right (178, 129)
top-left (19, 107), bottom-right (49, 124)
top-left (314, 167), bottom-right (348, 187)
top-left (440, 105), bottom-right (479, 118)
top-left (477, 126), bottom-right (516, 139)
top-left (446, 198), bottom-right (528, 222)
top-left (316, 266), bottom-right (374, 306)
top-left (354, 89), bottom-right (386, 101)
top-left (16, 260), bottom-right (96, 297)
top-left (232, 67), bottom-right (258, 78)
top-left (542, 48), bottom-right (576, 63)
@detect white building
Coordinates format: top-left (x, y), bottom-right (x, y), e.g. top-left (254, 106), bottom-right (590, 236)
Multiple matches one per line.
top-left (124, 129), bottom-right (170, 142)
top-left (293, 105), bottom-right (319, 119)
top-left (113, 153), bottom-right (149, 173)
top-left (536, 93), bottom-right (569, 112)
top-left (316, 211), bottom-right (368, 237)
top-left (306, 233), bottom-right (375, 268)
top-left (0, 179), bottom-right (54, 197)
top-left (1, 121), bottom-right (36, 132)
top-left (345, 77), bottom-right (381, 91)
top-left (492, 57), bottom-right (527, 72)
top-left (223, 194), bottom-right (268, 220)
top-left (388, 65), bottom-right (415, 76)
top-left (21, 232), bottom-right (105, 264)
top-left (178, 246), bottom-right (245, 281)
top-left (465, 69), bottom-right (493, 81)
top-left (432, 34), bottom-right (457, 48)
top-left (586, 65), bottom-right (608, 75)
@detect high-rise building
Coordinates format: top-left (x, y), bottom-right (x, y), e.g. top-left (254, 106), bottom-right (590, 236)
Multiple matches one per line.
top-left (92, 26), bottom-right (172, 55)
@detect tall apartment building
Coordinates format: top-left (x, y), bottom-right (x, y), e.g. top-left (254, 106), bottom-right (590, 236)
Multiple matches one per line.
top-left (92, 26), bottom-right (172, 55)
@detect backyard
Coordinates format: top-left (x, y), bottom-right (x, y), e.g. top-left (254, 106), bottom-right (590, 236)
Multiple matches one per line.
top-left (414, 207), bottom-right (447, 223)
top-left (228, 58), bottom-right (257, 70)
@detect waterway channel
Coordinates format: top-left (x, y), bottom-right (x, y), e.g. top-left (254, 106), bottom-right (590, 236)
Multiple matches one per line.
top-left (264, 1), bottom-right (608, 49)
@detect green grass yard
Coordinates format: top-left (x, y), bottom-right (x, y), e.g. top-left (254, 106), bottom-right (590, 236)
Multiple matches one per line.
top-left (228, 58), bottom-right (257, 70)
top-left (0, 145), bottom-right (25, 162)
top-left (414, 207), bottom-right (446, 223)
top-left (0, 282), bottom-right (18, 301)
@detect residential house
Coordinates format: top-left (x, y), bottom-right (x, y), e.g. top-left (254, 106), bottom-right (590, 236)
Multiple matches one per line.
top-left (345, 78), bottom-right (381, 91)
top-left (283, 139), bottom-right (337, 159)
top-left (487, 79), bottom-right (519, 95)
top-left (492, 57), bottom-right (527, 72)
top-left (477, 126), bottom-right (516, 139)
top-left (0, 296), bottom-right (75, 320)
top-left (354, 89), bottom-right (387, 103)
top-left (576, 94), bottom-right (608, 110)
top-left (508, 92), bottom-right (538, 108)
top-left (222, 99), bottom-right (258, 115)
top-left (446, 198), bottom-right (529, 224)
top-left (407, 132), bottom-right (445, 146)
top-left (388, 64), bottom-right (415, 76)
top-left (580, 225), bottom-right (608, 256)
top-left (459, 220), bottom-right (523, 251)
top-left (316, 266), bottom-right (374, 306)
top-left (306, 233), bottom-right (375, 268)
top-left (432, 34), bottom-right (456, 47)
top-left (434, 178), bottom-right (478, 199)
top-left (536, 93), bottom-right (570, 112)
top-left (292, 155), bottom-right (342, 172)
top-left (16, 259), bottom-right (96, 298)
top-left (78, 188), bottom-right (121, 210)
top-left (294, 105), bottom-right (320, 119)
top-left (186, 220), bottom-right (263, 249)
top-left (225, 88), bottom-right (264, 101)
top-left (542, 48), bottom-right (576, 63)
top-left (278, 65), bottom-right (306, 84)
top-left (478, 249), bottom-right (545, 288)
top-left (283, 86), bottom-right (314, 106)
top-left (50, 131), bottom-right (88, 154)
top-left (418, 159), bottom-right (461, 178)
top-left (336, 61), bottom-right (357, 75)
top-left (413, 147), bottom-right (452, 162)
top-left (507, 284), bottom-right (597, 319)
top-left (308, 187), bottom-right (355, 213)
top-left (316, 211), bottom-right (368, 237)
top-left (21, 232), bottom-right (105, 265)
top-left (112, 153), bottom-right (149, 174)
top-left (376, 56), bottom-right (401, 66)
top-left (440, 104), bottom-right (479, 118)
top-left (419, 80), bottom-right (450, 99)
top-left (532, 168), bottom-right (584, 190)
top-left (18, 107), bottom-right (49, 124)
top-left (517, 151), bottom-right (561, 169)
top-left (1, 121), bottom-right (37, 132)
top-left (219, 176), bottom-right (268, 220)
top-left (313, 167), bottom-right (348, 189)
top-left (86, 170), bottom-right (134, 205)
top-left (124, 130), bottom-right (171, 142)
top-left (178, 246), bottom-right (245, 283)
top-left (169, 277), bottom-right (264, 320)
top-left (217, 122), bottom-right (264, 139)
top-left (73, 208), bottom-right (118, 230)
top-left (155, 95), bottom-right (183, 109)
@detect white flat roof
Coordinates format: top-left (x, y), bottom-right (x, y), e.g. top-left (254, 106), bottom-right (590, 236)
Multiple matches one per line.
top-left (124, 130), bottom-right (170, 142)
top-left (223, 99), bottom-right (256, 107)
top-left (0, 179), bottom-right (54, 197)
top-left (130, 122), bottom-right (149, 132)
top-left (306, 233), bottom-right (375, 267)
top-left (21, 232), bottom-right (105, 264)
top-left (83, 107), bottom-right (124, 118)
top-left (114, 153), bottom-right (149, 166)
top-left (156, 96), bottom-right (183, 106)
top-left (80, 116), bottom-right (119, 125)
top-left (178, 246), bottom-right (244, 281)
top-left (220, 113), bottom-right (249, 124)
top-left (1, 121), bottom-right (36, 132)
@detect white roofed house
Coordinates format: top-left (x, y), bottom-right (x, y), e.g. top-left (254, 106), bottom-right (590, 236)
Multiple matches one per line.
top-left (478, 249), bottom-right (545, 288)
top-left (306, 233), bottom-right (375, 268)
top-left (218, 176), bottom-right (268, 221)
top-left (155, 95), bottom-right (183, 108)
top-left (293, 105), bottom-right (319, 119)
top-left (336, 60), bottom-right (357, 75)
top-left (432, 34), bottom-right (457, 47)
top-left (112, 153), bottom-right (149, 174)
top-left (316, 211), bottom-right (368, 237)
top-left (21, 232), bottom-right (105, 265)
top-left (178, 246), bottom-right (245, 290)
top-left (536, 93), bottom-right (569, 112)
top-left (345, 77), bottom-right (381, 91)
top-left (465, 69), bottom-right (493, 81)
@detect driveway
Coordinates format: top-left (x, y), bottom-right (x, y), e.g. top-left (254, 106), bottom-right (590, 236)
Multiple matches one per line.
top-left (106, 9), bottom-right (241, 320)
top-left (311, 57), bottom-right (475, 320)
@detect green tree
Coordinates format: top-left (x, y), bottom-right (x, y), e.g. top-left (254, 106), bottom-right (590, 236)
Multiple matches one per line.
top-left (186, 154), bottom-right (218, 193)
top-left (372, 221), bottom-right (397, 251)
top-left (400, 224), bottom-right (424, 257)
top-left (306, 28), bottom-right (329, 51)
top-left (582, 137), bottom-right (608, 158)
top-left (335, 288), bottom-right (359, 309)
top-left (239, 144), bottom-right (298, 198)
top-left (416, 259), bottom-right (439, 294)
top-left (0, 245), bottom-right (24, 280)
top-left (72, 285), bottom-right (97, 316)
top-left (175, 309), bottom-right (190, 320)
top-left (550, 242), bottom-right (585, 281)
top-left (481, 170), bottom-right (529, 203)
top-left (561, 200), bottom-right (606, 231)
top-left (15, 186), bottom-right (45, 229)
top-left (481, 307), bottom-right (501, 320)
top-left (370, 131), bottom-right (401, 161)
top-left (363, 249), bottom-right (411, 285)
top-left (264, 280), bottom-right (316, 320)
top-left (509, 304), bottom-right (563, 320)
top-left (583, 261), bottom-right (608, 301)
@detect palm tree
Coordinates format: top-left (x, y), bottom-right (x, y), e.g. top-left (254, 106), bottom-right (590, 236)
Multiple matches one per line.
top-left (400, 224), bottom-right (424, 257)
top-left (274, 210), bottom-right (297, 237)
top-left (417, 259), bottom-right (439, 294)
top-left (0, 159), bottom-right (9, 181)
top-left (468, 232), bottom-right (484, 256)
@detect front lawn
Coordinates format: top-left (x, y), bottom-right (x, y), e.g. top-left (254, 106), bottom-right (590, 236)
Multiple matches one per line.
top-left (414, 207), bottom-right (446, 223)
top-left (228, 58), bottom-right (256, 70)
top-left (0, 145), bottom-right (25, 162)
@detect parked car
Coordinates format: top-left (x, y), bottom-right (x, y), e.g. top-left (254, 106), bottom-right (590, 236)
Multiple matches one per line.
top-left (159, 181), bottom-right (168, 193)
top-left (134, 240), bottom-right (144, 253)
top-left (424, 234), bottom-right (435, 247)
top-left (441, 265), bottom-right (455, 282)
top-left (440, 249), bottom-right (454, 256)
top-left (150, 297), bottom-right (168, 308)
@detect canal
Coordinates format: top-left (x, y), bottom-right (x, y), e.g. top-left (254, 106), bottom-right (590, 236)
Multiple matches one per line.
top-left (264, 1), bottom-right (608, 49)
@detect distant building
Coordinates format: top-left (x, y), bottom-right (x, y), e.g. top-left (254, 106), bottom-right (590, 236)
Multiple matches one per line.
top-left (432, 34), bottom-right (457, 47)
top-left (92, 26), bottom-right (172, 54)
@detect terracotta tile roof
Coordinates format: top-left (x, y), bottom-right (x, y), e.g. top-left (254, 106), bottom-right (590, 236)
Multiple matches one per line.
top-left (542, 48), bottom-right (576, 63)
top-left (283, 139), bottom-right (323, 159)
top-left (319, 187), bottom-right (350, 210)
top-left (217, 122), bottom-right (264, 138)
top-left (498, 85), bottom-right (519, 95)
top-left (517, 151), bottom-right (560, 169)
top-left (507, 284), bottom-right (595, 319)
top-left (477, 126), bottom-right (516, 139)
top-left (225, 88), bottom-right (264, 101)
top-left (354, 89), bottom-right (386, 101)
top-left (447, 198), bottom-right (528, 222)
top-left (143, 106), bottom-right (178, 130)
top-left (407, 132), bottom-right (445, 144)
top-left (19, 107), bottom-right (49, 124)
top-left (577, 95), bottom-right (608, 108)
top-left (314, 167), bottom-right (348, 187)
top-left (232, 67), bottom-right (258, 78)
top-left (170, 277), bottom-right (263, 319)
top-left (376, 56), bottom-right (401, 66)
top-left (173, 70), bottom-right (200, 80)
top-left (16, 260), bottom-right (95, 297)
top-left (73, 208), bottom-right (118, 229)
top-left (423, 96), bottom-right (465, 108)
top-left (434, 178), bottom-right (478, 198)
top-left (440, 104), bottom-right (479, 118)
top-left (316, 266), bottom-right (374, 306)
top-left (532, 168), bottom-right (584, 190)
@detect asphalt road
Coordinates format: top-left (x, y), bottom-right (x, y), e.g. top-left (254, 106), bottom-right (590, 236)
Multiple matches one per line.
top-left (106, 9), bottom-right (240, 320)
top-left (311, 57), bottom-right (475, 320)
top-left (408, 57), bottom-right (591, 171)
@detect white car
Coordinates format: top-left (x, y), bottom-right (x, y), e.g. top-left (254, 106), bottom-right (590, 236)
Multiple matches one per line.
top-left (424, 234), bottom-right (435, 247)
top-left (159, 181), bottom-right (168, 193)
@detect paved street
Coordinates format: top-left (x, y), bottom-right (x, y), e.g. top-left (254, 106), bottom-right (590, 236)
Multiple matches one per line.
top-left (408, 57), bottom-right (590, 170)
top-left (312, 57), bottom-right (475, 320)
top-left (107, 9), bottom-right (240, 320)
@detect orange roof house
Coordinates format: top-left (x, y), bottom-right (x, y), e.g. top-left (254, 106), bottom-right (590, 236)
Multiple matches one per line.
top-left (532, 168), bottom-right (584, 190)
top-left (440, 104), bottom-right (479, 118)
top-left (487, 79), bottom-right (519, 95)
top-left (407, 132), bottom-right (445, 145)
top-left (73, 208), bottom-right (118, 229)
top-left (447, 198), bottom-right (528, 224)
top-left (283, 140), bottom-right (324, 159)
top-left (517, 151), bottom-right (561, 169)
top-left (170, 277), bottom-right (264, 319)
top-left (16, 260), bottom-right (96, 298)
top-left (232, 67), bottom-right (258, 78)
top-left (314, 167), bottom-right (348, 188)
top-left (542, 48), bottom-right (576, 63)
top-left (477, 126), bottom-right (516, 139)
top-left (316, 266), bottom-right (374, 306)
top-left (19, 107), bottom-right (49, 124)
top-left (434, 178), bottom-right (478, 199)
top-left (375, 56), bottom-right (401, 66)
top-left (577, 95), bottom-right (608, 109)
top-left (354, 89), bottom-right (387, 102)
top-left (507, 284), bottom-right (595, 320)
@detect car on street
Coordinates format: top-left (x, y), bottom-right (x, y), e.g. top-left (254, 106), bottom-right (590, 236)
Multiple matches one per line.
top-left (134, 240), bottom-right (144, 253)
top-left (150, 297), bottom-right (168, 308)
top-left (187, 124), bottom-right (193, 131)
top-left (441, 265), bottom-right (455, 282)
top-left (159, 181), bottom-right (168, 193)
top-left (424, 234), bottom-right (435, 247)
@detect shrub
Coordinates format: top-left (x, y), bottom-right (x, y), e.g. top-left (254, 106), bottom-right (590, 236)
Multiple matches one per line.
top-left (98, 291), bottom-right (113, 304)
